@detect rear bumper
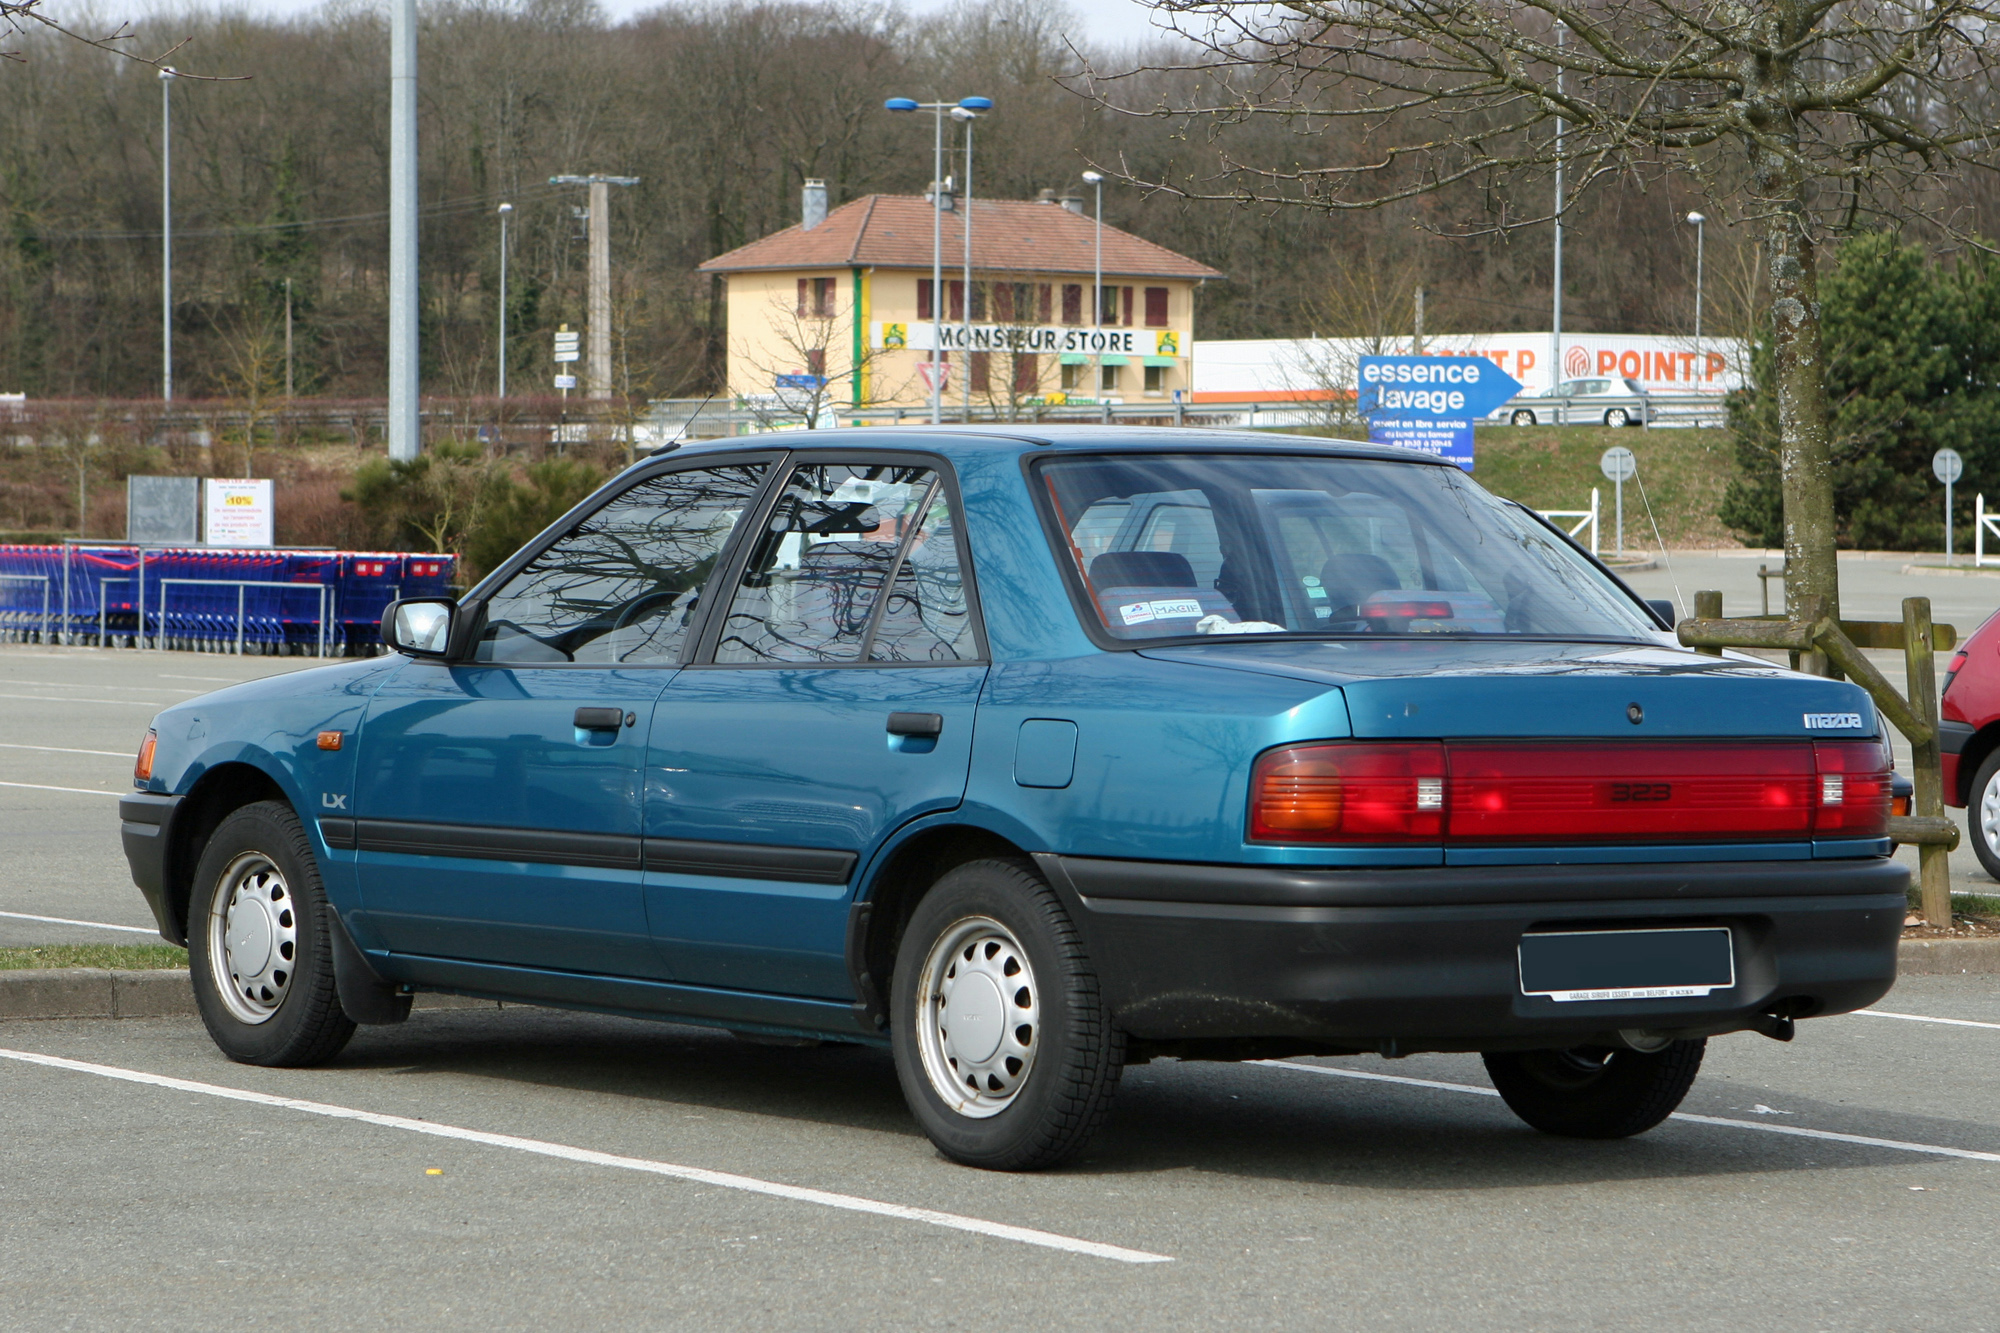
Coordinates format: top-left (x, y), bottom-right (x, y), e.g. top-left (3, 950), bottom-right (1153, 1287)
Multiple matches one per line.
top-left (1035, 854), bottom-right (1907, 1055)
top-left (120, 792), bottom-right (184, 945)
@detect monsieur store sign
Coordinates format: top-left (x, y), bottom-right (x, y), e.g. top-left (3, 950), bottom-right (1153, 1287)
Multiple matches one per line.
top-left (874, 322), bottom-right (1183, 357)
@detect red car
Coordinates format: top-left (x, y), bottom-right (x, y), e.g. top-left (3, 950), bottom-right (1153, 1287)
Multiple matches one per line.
top-left (1940, 610), bottom-right (2000, 877)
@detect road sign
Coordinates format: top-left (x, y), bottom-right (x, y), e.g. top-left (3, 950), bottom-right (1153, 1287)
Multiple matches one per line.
top-left (553, 328), bottom-right (581, 364)
top-left (1934, 448), bottom-right (1963, 484)
top-left (917, 360), bottom-right (950, 393)
top-left (1601, 447), bottom-right (1637, 482)
top-left (553, 373), bottom-right (577, 390)
top-left (1357, 355), bottom-right (1522, 473)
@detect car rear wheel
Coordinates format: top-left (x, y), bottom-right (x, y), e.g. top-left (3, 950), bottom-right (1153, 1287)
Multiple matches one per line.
top-left (1483, 1038), bottom-right (1704, 1138)
top-left (1509, 409), bottom-right (1537, 426)
top-left (890, 858), bottom-right (1124, 1170)
top-left (189, 800), bottom-right (356, 1067)
top-left (1968, 751), bottom-right (2000, 881)
top-left (1603, 407), bottom-right (1632, 428)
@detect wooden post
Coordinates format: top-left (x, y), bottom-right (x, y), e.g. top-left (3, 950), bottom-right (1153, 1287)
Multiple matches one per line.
top-left (1903, 596), bottom-right (1953, 926)
top-left (1693, 590), bottom-right (1722, 655)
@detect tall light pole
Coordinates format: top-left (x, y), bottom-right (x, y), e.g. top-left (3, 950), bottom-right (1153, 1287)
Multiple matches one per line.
top-left (1082, 170), bottom-right (1103, 402)
top-left (1550, 20), bottom-right (1565, 416)
top-left (497, 202), bottom-right (513, 399)
top-left (954, 104), bottom-right (981, 422)
top-left (885, 95), bottom-right (993, 425)
top-left (1686, 211), bottom-right (1706, 364)
top-left (549, 174), bottom-right (639, 399)
top-left (388, 0), bottom-right (419, 461)
top-left (160, 67), bottom-right (175, 403)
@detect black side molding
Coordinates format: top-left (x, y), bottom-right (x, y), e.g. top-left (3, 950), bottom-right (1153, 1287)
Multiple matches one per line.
top-left (644, 837), bottom-right (855, 885)
top-left (318, 817), bottom-right (357, 849)
top-left (354, 819), bottom-right (643, 871)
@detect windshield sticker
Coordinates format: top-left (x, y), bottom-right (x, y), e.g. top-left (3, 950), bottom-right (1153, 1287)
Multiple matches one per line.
top-left (1803, 712), bottom-right (1864, 730)
top-left (1120, 598), bottom-right (1207, 626)
top-left (1119, 601), bottom-right (1156, 625)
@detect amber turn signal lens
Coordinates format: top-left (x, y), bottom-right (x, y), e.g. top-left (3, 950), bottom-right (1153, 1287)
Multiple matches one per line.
top-left (317, 731), bottom-right (344, 751)
top-left (134, 729), bottom-right (157, 782)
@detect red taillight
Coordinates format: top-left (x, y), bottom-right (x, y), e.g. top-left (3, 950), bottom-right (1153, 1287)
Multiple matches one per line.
top-left (1811, 740), bottom-right (1893, 838)
top-left (134, 729), bottom-right (157, 782)
top-left (1447, 742), bottom-right (1815, 842)
top-left (1250, 742), bottom-right (1445, 842)
top-left (1249, 739), bottom-right (1892, 844)
top-left (1361, 600), bottom-right (1454, 620)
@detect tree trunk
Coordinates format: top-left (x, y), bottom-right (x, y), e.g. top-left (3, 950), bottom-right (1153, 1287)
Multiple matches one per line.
top-left (1752, 134), bottom-right (1841, 672)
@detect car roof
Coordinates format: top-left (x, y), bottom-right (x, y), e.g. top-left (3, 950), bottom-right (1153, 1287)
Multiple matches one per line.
top-left (643, 424), bottom-right (1455, 470)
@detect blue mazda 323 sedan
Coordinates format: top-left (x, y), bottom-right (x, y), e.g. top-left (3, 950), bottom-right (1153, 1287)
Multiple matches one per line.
top-left (121, 428), bottom-right (1906, 1169)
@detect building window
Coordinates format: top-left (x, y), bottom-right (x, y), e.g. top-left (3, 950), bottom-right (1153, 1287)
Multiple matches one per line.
top-left (1100, 362), bottom-right (1119, 393)
top-left (1061, 362), bottom-right (1083, 391)
top-left (797, 277), bottom-right (835, 318)
top-left (994, 283), bottom-right (1015, 322)
top-left (1097, 285), bottom-right (1117, 326)
top-left (1144, 364), bottom-right (1165, 394)
top-left (969, 282), bottom-right (988, 321)
top-left (805, 348), bottom-right (826, 377)
top-left (1144, 287), bottom-right (1169, 328)
top-left (1062, 284), bottom-right (1082, 325)
top-left (970, 351), bottom-right (991, 391)
top-left (1013, 354), bottom-right (1040, 395)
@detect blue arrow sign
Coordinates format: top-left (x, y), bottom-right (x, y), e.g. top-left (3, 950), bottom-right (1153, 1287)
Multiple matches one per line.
top-left (1356, 355), bottom-right (1523, 419)
top-left (1357, 355), bottom-right (1524, 473)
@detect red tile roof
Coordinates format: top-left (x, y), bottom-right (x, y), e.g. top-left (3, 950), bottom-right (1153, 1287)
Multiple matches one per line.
top-left (697, 194), bottom-right (1225, 281)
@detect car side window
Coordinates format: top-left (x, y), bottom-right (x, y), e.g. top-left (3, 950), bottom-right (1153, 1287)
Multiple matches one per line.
top-left (713, 462), bottom-right (972, 664)
top-left (472, 462), bottom-right (770, 665)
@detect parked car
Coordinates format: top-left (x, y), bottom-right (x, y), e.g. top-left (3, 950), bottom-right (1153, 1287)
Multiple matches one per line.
top-left (1506, 377), bottom-right (1651, 427)
top-left (1937, 608), bottom-right (2000, 876)
top-left (122, 427), bottom-right (1904, 1170)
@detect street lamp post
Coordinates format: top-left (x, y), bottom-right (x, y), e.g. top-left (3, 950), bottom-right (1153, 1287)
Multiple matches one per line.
top-left (885, 96), bottom-right (993, 425)
top-left (1082, 170), bottom-right (1103, 411)
top-left (1686, 210), bottom-right (1706, 359)
top-left (953, 104), bottom-right (982, 423)
top-left (497, 203), bottom-right (514, 400)
top-left (160, 67), bottom-right (176, 404)
top-left (1551, 20), bottom-right (1564, 422)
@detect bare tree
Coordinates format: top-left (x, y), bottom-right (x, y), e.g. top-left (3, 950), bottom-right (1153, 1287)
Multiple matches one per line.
top-left (1086, 0), bottom-right (2000, 644)
top-left (736, 287), bottom-right (896, 429)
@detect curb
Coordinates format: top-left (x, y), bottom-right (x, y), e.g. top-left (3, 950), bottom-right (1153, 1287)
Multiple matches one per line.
top-left (0, 969), bottom-right (503, 1021)
top-left (3, 943), bottom-right (1996, 1019)
top-left (1899, 563), bottom-right (2000, 580)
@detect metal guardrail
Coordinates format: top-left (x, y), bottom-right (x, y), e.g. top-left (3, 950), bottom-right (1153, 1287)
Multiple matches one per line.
top-left (1537, 489), bottom-right (1601, 555)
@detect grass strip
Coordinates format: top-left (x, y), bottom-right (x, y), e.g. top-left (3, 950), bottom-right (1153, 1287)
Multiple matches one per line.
top-left (0, 944), bottom-right (187, 971)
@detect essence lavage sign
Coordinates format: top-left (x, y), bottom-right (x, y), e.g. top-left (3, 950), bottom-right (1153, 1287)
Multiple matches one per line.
top-left (1357, 355), bottom-right (1523, 471)
top-left (203, 479), bottom-right (275, 547)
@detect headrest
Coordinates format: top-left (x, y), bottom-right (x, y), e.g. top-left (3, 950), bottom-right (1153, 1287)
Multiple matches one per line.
top-left (1090, 550), bottom-right (1196, 588)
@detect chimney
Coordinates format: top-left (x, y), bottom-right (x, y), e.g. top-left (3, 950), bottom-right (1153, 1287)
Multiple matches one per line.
top-left (1059, 192), bottom-right (1084, 215)
top-left (925, 178), bottom-right (956, 212)
top-left (1037, 188), bottom-right (1058, 204)
top-left (801, 178), bottom-right (828, 231)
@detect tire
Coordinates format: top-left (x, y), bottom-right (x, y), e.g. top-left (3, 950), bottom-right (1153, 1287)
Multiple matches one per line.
top-left (1483, 1038), bottom-right (1704, 1139)
top-left (1510, 410), bottom-right (1536, 426)
top-left (188, 800), bottom-right (356, 1067)
top-left (1967, 750), bottom-right (2000, 881)
top-left (890, 858), bottom-right (1125, 1170)
top-left (1604, 407), bottom-right (1631, 428)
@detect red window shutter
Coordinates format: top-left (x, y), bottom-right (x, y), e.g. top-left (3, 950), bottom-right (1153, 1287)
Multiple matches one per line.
top-left (949, 281), bottom-right (965, 321)
top-left (970, 282), bottom-right (987, 321)
top-left (805, 349), bottom-right (826, 376)
top-left (970, 351), bottom-right (991, 391)
top-left (1062, 284), bottom-right (1082, 325)
top-left (1013, 353), bottom-right (1039, 393)
top-left (994, 283), bottom-right (1014, 322)
top-left (1145, 287), bottom-right (1168, 327)
top-left (1122, 287), bottom-right (1134, 326)
top-left (918, 279), bottom-right (933, 320)
top-left (1038, 284), bottom-right (1052, 322)
top-left (797, 279), bottom-right (809, 317)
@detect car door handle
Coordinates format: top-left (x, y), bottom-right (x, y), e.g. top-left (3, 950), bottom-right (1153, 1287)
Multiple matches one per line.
top-left (886, 712), bottom-right (944, 738)
top-left (575, 707), bottom-right (629, 731)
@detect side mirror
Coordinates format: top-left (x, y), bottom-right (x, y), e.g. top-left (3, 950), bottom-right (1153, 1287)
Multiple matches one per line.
top-left (382, 598), bottom-right (456, 657)
top-left (1645, 599), bottom-right (1677, 628)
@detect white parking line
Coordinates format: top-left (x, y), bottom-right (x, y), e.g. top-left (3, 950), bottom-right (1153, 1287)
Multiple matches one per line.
top-left (0, 779), bottom-right (121, 798)
top-left (1258, 1060), bottom-right (2000, 1163)
top-left (0, 910), bottom-right (160, 935)
top-left (1859, 1008), bottom-right (2000, 1033)
top-left (0, 693), bottom-right (165, 708)
top-left (2, 679), bottom-right (202, 694)
top-left (0, 1048), bottom-right (1174, 1265)
top-left (0, 742), bottom-right (133, 758)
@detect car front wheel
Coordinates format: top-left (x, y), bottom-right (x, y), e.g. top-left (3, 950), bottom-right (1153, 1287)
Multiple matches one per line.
top-left (1483, 1039), bottom-right (1704, 1138)
top-left (890, 858), bottom-right (1125, 1170)
top-left (188, 800), bottom-right (357, 1067)
top-left (1509, 409), bottom-right (1537, 426)
top-left (1968, 750), bottom-right (2000, 881)
top-left (1604, 407), bottom-right (1632, 427)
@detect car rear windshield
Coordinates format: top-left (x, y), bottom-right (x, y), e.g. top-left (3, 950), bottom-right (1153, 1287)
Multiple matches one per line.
top-left (1037, 452), bottom-right (1657, 642)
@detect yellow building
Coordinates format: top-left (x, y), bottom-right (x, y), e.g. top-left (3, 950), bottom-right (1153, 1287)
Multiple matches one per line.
top-left (697, 185), bottom-right (1224, 417)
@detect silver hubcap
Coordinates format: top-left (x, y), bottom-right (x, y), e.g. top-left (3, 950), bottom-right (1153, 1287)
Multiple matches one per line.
top-left (1980, 771), bottom-right (2000, 855)
top-left (207, 852), bottom-right (297, 1025)
top-left (915, 916), bottom-right (1041, 1119)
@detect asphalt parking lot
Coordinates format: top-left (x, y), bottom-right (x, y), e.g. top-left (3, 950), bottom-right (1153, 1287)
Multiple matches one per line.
top-left (3, 556), bottom-right (1998, 1329)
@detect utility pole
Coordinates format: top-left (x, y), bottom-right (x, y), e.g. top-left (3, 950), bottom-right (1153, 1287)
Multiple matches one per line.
top-left (160, 67), bottom-right (175, 404)
top-left (1551, 19), bottom-right (1566, 421)
top-left (284, 277), bottom-right (294, 399)
top-left (497, 202), bottom-right (513, 399)
top-left (1413, 286), bottom-right (1425, 354)
top-left (550, 174), bottom-right (639, 399)
top-left (388, 0), bottom-right (419, 461)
